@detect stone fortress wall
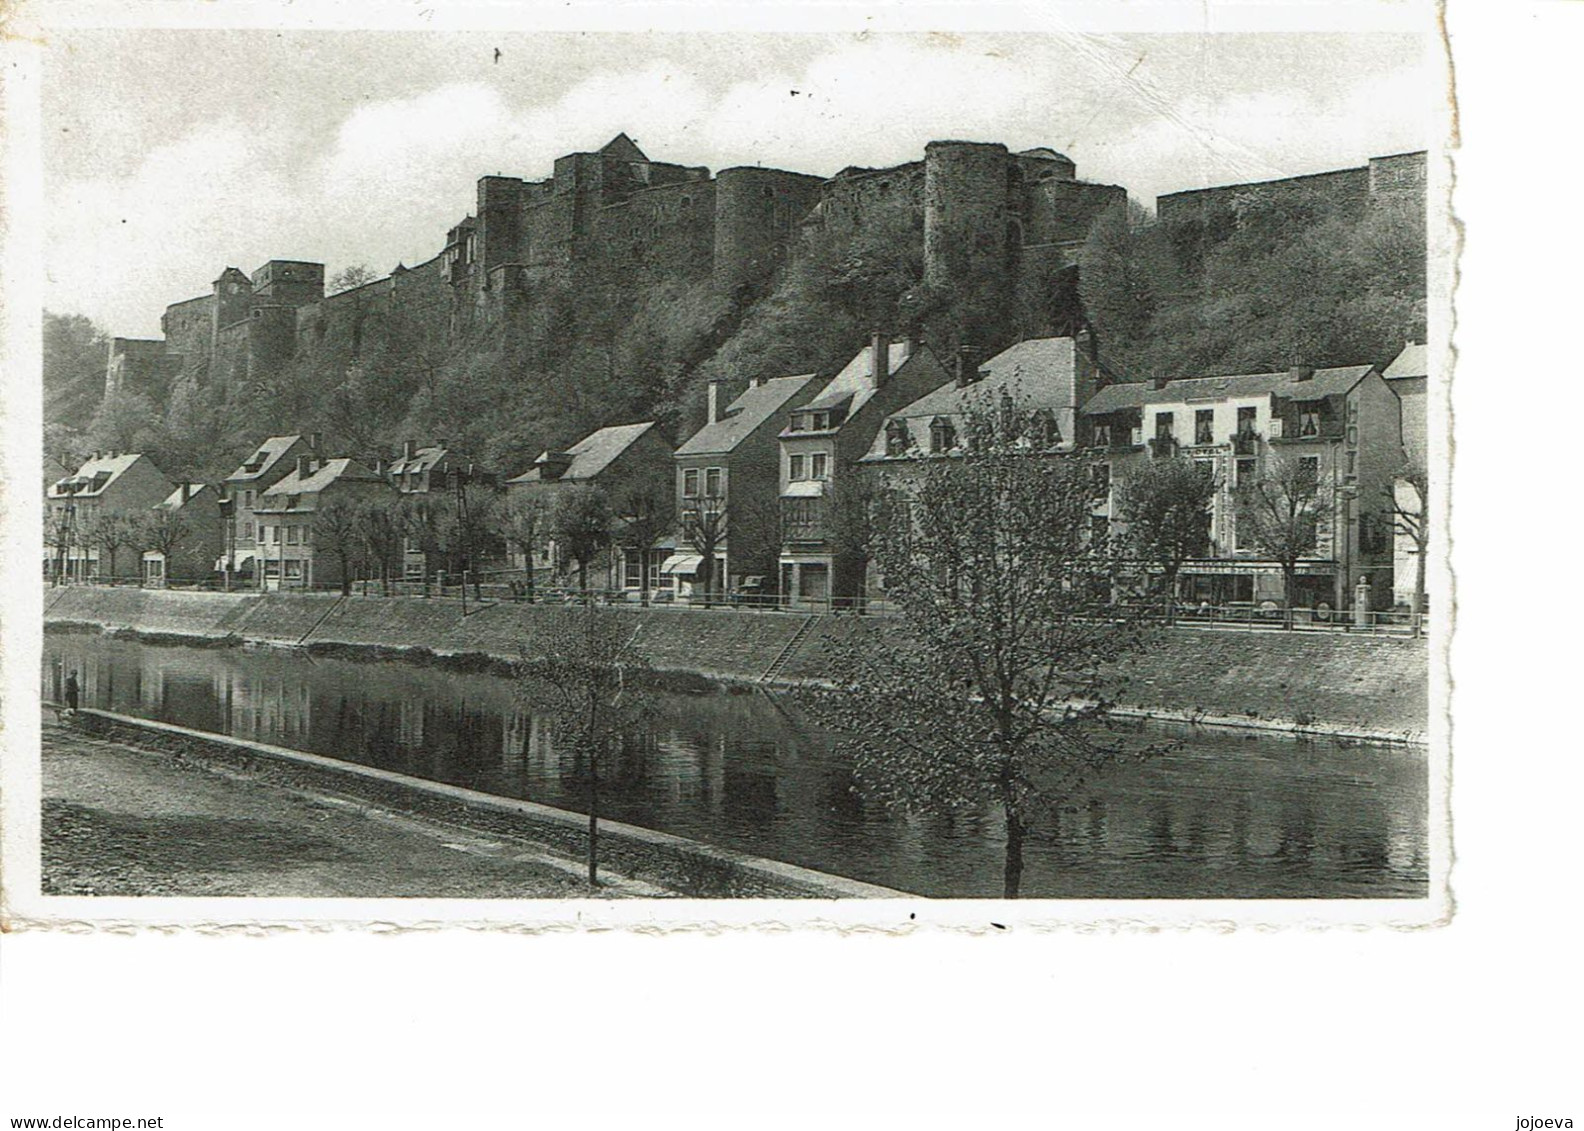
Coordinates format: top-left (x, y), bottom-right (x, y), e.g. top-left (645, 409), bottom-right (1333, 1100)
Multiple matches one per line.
top-left (105, 136), bottom-right (1425, 410)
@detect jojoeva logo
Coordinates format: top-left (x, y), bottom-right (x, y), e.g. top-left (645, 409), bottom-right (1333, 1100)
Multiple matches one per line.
top-left (1515, 1120), bottom-right (1574, 1129)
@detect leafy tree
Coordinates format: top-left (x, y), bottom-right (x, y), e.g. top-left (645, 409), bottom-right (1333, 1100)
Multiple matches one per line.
top-left (353, 500), bottom-right (406, 595)
top-left (1236, 453), bottom-right (1332, 629)
top-left (516, 606), bottom-right (656, 888)
top-left (678, 495), bottom-right (727, 608)
top-left (798, 411), bottom-right (1156, 897)
top-left (312, 498), bottom-right (363, 596)
top-left (549, 485), bottom-right (614, 594)
top-left (614, 484), bottom-right (673, 605)
top-left (1388, 461), bottom-right (1429, 636)
top-left (43, 311), bottom-right (109, 432)
top-left (85, 387), bottom-right (162, 459)
top-left (1114, 457), bottom-right (1218, 620)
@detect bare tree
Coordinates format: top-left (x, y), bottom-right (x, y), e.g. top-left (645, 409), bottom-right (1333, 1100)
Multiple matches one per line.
top-left (678, 495), bottom-right (727, 608)
top-left (1236, 453), bottom-right (1332, 629)
top-left (81, 512), bottom-right (139, 580)
top-left (516, 607), bottom-right (656, 888)
top-left (140, 508), bottom-right (191, 582)
top-left (1388, 461), bottom-right (1429, 636)
top-left (797, 410), bottom-right (1158, 897)
top-left (615, 484), bottom-right (673, 606)
top-left (327, 264), bottom-right (379, 296)
top-left (497, 494), bottom-right (547, 601)
top-left (1115, 457), bottom-right (1217, 621)
top-left (355, 500), bottom-right (406, 596)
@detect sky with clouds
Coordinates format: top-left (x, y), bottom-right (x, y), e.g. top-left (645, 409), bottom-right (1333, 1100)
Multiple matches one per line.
top-left (43, 30), bottom-right (1431, 338)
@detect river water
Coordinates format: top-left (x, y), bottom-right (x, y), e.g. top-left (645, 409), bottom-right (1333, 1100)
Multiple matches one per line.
top-left (42, 634), bottom-right (1428, 899)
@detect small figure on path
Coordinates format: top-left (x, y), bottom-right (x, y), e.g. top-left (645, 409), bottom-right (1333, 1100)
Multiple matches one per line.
top-left (63, 670), bottom-right (80, 716)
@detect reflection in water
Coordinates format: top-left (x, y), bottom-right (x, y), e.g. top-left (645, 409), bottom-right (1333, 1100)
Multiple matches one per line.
top-left (42, 635), bottom-right (1430, 899)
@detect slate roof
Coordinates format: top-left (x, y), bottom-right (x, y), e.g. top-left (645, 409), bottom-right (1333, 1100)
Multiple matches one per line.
top-left (797, 340), bottom-right (918, 418)
top-left (1383, 343), bottom-right (1427, 381)
top-left (227, 435), bottom-right (303, 482)
top-left (506, 421), bottom-right (658, 484)
top-left (1083, 365), bottom-right (1376, 415)
top-left (676, 374), bottom-right (820, 457)
top-left (48, 452), bottom-right (149, 498)
top-left (260, 458), bottom-right (385, 500)
top-left (862, 338), bottom-right (1083, 459)
top-left (388, 446), bottom-right (447, 477)
top-left (156, 483), bottom-right (214, 511)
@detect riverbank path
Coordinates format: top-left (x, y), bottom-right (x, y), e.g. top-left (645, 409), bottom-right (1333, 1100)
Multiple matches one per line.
top-left (40, 714), bottom-right (671, 899)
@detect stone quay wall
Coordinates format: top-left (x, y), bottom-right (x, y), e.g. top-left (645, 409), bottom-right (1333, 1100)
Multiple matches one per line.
top-left (45, 588), bottom-right (1429, 741)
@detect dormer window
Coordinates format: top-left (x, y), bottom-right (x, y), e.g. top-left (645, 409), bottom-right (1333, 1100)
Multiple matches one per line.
top-left (1298, 408), bottom-right (1321, 438)
top-left (812, 411), bottom-right (832, 431)
top-left (885, 419), bottom-right (910, 456)
top-left (929, 417), bottom-right (957, 454)
top-left (1092, 422), bottom-right (1113, 448)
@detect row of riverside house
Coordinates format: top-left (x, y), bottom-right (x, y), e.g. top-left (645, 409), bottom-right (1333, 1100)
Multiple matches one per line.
top-left (44, 334), bottom-right (1429, 613)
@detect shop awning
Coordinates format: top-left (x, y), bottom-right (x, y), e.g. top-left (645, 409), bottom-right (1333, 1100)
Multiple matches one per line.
top-left (660, 553), bottom-right (703, 575)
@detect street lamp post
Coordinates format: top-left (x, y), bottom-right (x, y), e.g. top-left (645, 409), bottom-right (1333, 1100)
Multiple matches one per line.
top-left (218, 493), bottom-right (235, 592)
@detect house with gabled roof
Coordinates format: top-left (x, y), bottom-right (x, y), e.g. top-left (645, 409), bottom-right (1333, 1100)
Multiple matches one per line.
top-left (1082, 362), bottom-right (1403, 615)
top-left (505, 421), bottom-right (674, 590)
top-left (669, 371), bottom-right (822, 601)
top-left (386, 439), bottom-right (500, 582)
top-left (141, 482), bottom-right (224, 587)
top-left (775, 334), bottom-right (951, 607)
top-left (46, 451), bottom-right (174, 581)
top-left (254, 453), bottom-right (392, 590)
top-left (221, 432), bottom-right (321, 582)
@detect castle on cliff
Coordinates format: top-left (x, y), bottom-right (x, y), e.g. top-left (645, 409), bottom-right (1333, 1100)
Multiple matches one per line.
top-left (104, 134), bottom-right (1128, 399)
top-left (102, 133), bottom-right (1425, 401)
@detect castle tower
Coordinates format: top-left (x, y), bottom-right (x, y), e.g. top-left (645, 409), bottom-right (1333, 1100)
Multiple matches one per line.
top-left (923, 141), bottom-right (1012, 292)
top-left (250, 260), bottom-right (325, 308)
top-left (712, 166), bottom-right (825, 295)
top-left (211, 267), bottom-right (253, 344)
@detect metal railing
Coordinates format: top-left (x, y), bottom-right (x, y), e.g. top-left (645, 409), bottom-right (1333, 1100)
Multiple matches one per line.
top-left (1120, 600), bottom-right (1426, 635)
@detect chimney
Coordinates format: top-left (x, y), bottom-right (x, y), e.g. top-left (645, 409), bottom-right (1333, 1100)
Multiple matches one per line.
top-left (749, 376), bottom-right (764, 389)
top-left (870, 330), bottom-right (890, 389)
top-left (1152, 375), bottom-right (1170, 391)
top-left (375, 458), bottom-right (388, 478)
top-left (1289, 366), bottom-right (1315, 383)
top-left (707, 380), bottom-right (723, 425)
top-left (310, 431), bottom-right (323, 451)
top-left (180, 483), bottom-right (191, 504)
top-left (954, 346), bottom-right (979, 389)
top-left (297, 454), bottom-right (311, 477)
top-left (537, 452), bottom-right (573, 482)
top-left (404, 439), bottom-right (418, 460)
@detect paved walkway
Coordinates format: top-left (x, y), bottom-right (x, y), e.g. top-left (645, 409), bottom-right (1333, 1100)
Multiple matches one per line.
top-left (41, 716), bottom-right (669, 899)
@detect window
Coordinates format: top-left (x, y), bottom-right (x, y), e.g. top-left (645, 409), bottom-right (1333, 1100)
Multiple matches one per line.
top-left (1155, 412), bottom-right (1174, 440)
top-left (789, 454), bottom-right (806, 481)
top-left (283, 560), bottom-right (304, 581)
top-left (1237, 406), bottom-right (1257, 436)
top-left (286, 525), bottom-right (300, 545)
top-left (1092, 422), bottom-right (1113, 448)
top-left (1092, 462), bottom-right (1111, 495)
top-left (788, 415), bottom-right (806, 433)
top-left (705, 468), bottom-right (723, 497)
top-left (930, 417), bottom-right (957, 454)
top-left (1298, 456), bottom-right (1320, 483)
top-left (811, 453), bottom-right (828, 480)
top-left (812, 411), bottom-right (832, 431)
top-left (1235, 458), bottom-right (1256, 487)
top-left (244, 490), bottom-right (254, 508)
top-left (243, 521), bottom-right (254, 541)
top-left (885, 419), bottom-right (909, 456)
top-left (1298, 408), bottom-right (1321, 438)
top-left (683, 469), bottom-right (700, 497)
top-left (1195, 409), bottom-right (1214, 446)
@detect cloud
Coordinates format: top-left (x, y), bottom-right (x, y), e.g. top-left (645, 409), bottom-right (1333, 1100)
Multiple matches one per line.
top-left (46, 35), bottom-right (1429, 338)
